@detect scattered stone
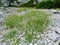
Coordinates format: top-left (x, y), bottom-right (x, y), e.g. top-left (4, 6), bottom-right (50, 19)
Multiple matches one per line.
top-left (29, 43), bottom-right (33, 45)
top-left (55, 30), bottom-right (60, 34)
top-left (46, 32), bottom-right (60, 42)
top-left (53, 12), bottom-right (60, 14)
top-left (0, 39), bottom-right (4, 42)
top-left (50, 9), bottom-right (60, 14)
top-left (59, 43), bottom-right (60, 45)
top-left (0, 43), bottom-right (2, 45)
top-left (2, 42), bottom-right (6, 45)
top-left (0, 12), bottom-right (3, 15)
top-left (33, 43), bottom-right (37, 45)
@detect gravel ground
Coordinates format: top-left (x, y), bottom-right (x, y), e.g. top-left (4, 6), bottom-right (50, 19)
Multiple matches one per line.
top-left (0, 8), bottom-right (60, 45)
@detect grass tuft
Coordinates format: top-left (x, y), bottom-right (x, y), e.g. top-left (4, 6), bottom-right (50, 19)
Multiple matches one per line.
top-left (4, 10), bottom-right (50, 43)
top-left (4, 30), bottom-right (17, 39)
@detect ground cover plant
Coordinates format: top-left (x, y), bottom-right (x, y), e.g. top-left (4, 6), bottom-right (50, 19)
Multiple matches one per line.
top-left (56, 8), bottom-right (60, 11)
top-left (17, 7), bottom-right (34, 12)
top-left (17, 8), bottom-right (28, 12)
top-left (36, 0), bottom-right (56, 9)
top-left (4, 9), bottom-right (50, 44)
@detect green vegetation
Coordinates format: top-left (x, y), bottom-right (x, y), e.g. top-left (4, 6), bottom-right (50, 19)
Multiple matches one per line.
top-left (54, 0), bottom-right (60, 8)
top-left (4, 10), bottom-right (50, 43)
top-left (20, 0), bottom-right (60, 9)
top-left (4, 15), bottom-right (23, 28)
top-left (1, 0), bottom-right (60, 8)
top-left (12, 38), bottom-right (20, 45)
top-left (4, 30), bottom-right (17, 39)
top-left (36, 0), bottom-right (60, 9)
top-left (0, 1), bottom-right (3, 6)
top-left (25, 32), bottom-right (34, 43)
top-left (20, 0), bottom-right (34, 7)
top-left (56, 8), bottom-right (60, 10)
top-left (36, 0), bottom-right (55, 9)
top-left (3, 29), bottom-right (20, 45)
top-left (17, 7), bottom-right (32, 12)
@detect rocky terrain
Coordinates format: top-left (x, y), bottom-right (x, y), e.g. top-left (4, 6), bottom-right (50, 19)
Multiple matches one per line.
top-left (0, 8), bottom-right (60, 45)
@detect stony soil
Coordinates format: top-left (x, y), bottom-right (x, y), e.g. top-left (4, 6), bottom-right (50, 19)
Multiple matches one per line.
top-left (0, 8), bottom-right (60, 45)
